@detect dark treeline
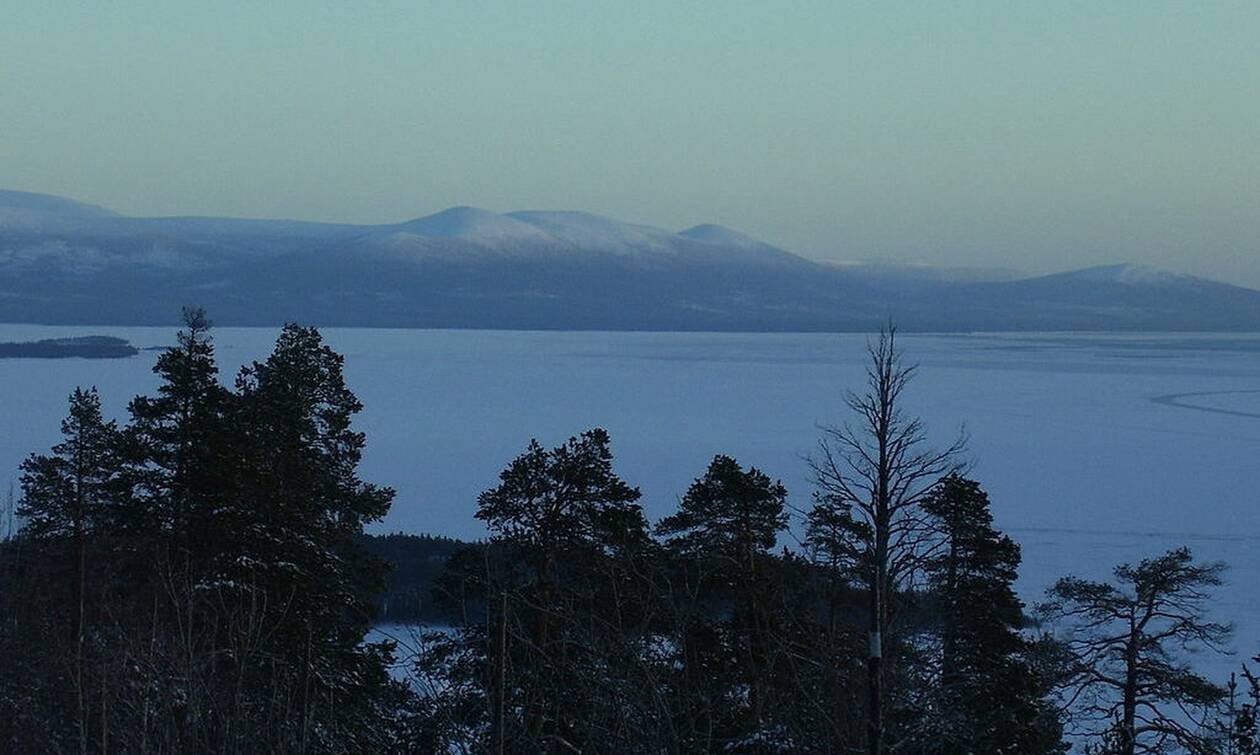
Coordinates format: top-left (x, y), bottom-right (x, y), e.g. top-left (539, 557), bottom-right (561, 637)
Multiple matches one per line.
top-left (360, 533), bottom-right (470, 623)
top-left (1, 313), bottom-right (1256, 754)
top-left (0, 335), bottom-right (139, 359)
top-left (0, 310), bottom-right (406, 753)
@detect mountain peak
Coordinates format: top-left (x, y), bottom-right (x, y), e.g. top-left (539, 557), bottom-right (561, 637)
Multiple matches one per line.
top-left (393, 206), bottom-right (555, 243)
top-left (2, 190), bottom-right (1259, 330)
top-left (677, 223), bottom-right (769, 249)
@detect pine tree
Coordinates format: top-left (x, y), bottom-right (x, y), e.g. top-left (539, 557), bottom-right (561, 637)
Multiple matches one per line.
top-left (1229, 662), bottom-right (1260, 754)
top-left (2, 315), bottom-right (411, 753)
top-left (125, 306), bottom-right (230, 539)
top-left (656, 454), bottom-right (787, 576)
top-left (232, 323), bottom-right (394, 595)
top-left (1042, 547), bottom-right (1231, 755)
top-left (476, 427), bottom-right (645, 555)
top-left (126, 315), bottom-right (405, 751)
top-left (654, 456), bottom-right (788, 746)
top-left (922, 475), bottom-right (1064, 754)
top-left (472, 428), bottom-right (649, 752)
top-left (18, 386), bottom-right (123, 755)
top-left (117, 307), bottom-right (234, 749)
top-left (225, 323), bottom-right (400, 750)
top-left (19, 387), bottom-right (121, 539)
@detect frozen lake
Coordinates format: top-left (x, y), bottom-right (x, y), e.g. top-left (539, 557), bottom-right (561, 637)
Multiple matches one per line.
top-left (2, 325), bottom-right (1259, 677)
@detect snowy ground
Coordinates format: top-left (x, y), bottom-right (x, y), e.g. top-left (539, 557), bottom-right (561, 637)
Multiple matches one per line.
top-left (362, 623), bottom-right (452, 684)
top-left (2, 326), bottom-right (1258, 682)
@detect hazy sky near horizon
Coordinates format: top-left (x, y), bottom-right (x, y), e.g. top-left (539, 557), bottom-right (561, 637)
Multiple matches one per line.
top-left (2, 2), bottom-right (1258, 283)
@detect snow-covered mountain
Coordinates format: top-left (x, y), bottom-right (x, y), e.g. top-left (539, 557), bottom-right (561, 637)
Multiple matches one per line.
top-left (1, 190), bottom-right (1258, 331)
top-left (390, 206), bottom-right (556, 245)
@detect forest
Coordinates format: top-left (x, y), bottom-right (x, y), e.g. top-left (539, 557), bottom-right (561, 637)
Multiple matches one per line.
top-left (0, 310), bottom-right (1256, 755)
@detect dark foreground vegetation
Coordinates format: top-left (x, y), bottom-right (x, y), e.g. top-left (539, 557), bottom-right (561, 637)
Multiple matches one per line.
top-left (360, 533), bottom-right (469, 623)
top-left (1, 311), bottom-right (1256, 754)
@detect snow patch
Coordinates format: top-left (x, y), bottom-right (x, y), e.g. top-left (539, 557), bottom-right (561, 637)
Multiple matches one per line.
top-left (506, 210), bottom-right (676, 255)
top-left (1061, 263), bottom-right (1189, 286)
top-left (394, 207), bottom-right (558, 244)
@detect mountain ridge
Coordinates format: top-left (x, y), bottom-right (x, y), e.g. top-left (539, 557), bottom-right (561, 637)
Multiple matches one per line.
top-left (1, 190), bottom-right (1257, 332)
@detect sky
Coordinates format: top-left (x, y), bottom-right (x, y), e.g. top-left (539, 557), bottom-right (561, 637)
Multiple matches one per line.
top-left (2, 1), bottom-right (1257, 284)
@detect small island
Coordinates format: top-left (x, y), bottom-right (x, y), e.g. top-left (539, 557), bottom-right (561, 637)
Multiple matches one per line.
top-left (0, 335), bottom-right (139, 359)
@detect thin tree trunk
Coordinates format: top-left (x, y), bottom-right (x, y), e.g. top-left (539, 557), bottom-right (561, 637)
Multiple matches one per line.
top-left (75, 455), bottom-right (88, 755)
top-left (867, 560), bottom-right (883, 755)
top-left (100, 661), bottom-right (108, 755)
top-left (869, 403), bottom-right (890, 755)
top-left (1122, 632), bottom-right (1138, 755)
top-left (497, 590), bottom-right (507, 755)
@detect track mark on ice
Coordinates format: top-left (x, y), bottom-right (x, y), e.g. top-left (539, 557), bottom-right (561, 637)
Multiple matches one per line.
top-left (1150, 389), bottom-right (1260, 419)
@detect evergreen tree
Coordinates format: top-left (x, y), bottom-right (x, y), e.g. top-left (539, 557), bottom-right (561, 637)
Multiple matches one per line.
top-left (232, 323), bottom-right (394, 597)
top-left (19, 387), bottom-right (121, 539)
top-left (115, 307), bottom-right (235, 750)
top-left (656, 454), bottom-right (787, 576)
top-left (921, 474), bottom-right (1064, 754)
top-left (656, 455), bottom-right (788, 740)
top-left (1042, 547), bottom-right (1231, 755)
top-left (2, 316), bottom-right (411, 752)
top-left (218, 323), bottom-right (401, 751)
top-left (125, 306), bottom-right (231, 540)
top-left (18, 386), bottom-right (123, 755)
top-left (470, 428), bottom-right (651, 752)
top-left (1228, 662), bottom-right (1260, 754)
top-left (476, 427), bottom-right (645, 555)
top-left (804, 496), bottom-right (867, 585)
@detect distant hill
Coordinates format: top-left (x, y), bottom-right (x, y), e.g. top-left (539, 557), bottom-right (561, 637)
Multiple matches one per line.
top-left (358, 532), bottom-right (473, 623)
top-left (0, 189), bottom-right (116, 219)
top-left (2, 190), bottom-right (1258, 332)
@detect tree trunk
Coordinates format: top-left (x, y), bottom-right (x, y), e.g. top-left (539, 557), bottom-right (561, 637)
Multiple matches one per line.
top-left (868, 553), bottom-right (884, 755)
top-left (100, 663), bottom-right (108, 755)
top-left (1122, 634), bottom-right (1138, 755)
top-left (75, 456), bottom-right (88, 755)
top-left (869, 404), bottom-right (891, 755)
top-left (495, 590), bottom-right (507, 755)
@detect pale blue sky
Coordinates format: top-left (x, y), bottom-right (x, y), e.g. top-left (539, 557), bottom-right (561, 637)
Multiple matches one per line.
top-left (2, 2), bottom-right (1257, 283)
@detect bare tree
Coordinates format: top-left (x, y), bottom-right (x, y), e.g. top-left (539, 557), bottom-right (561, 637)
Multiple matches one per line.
top-left (808, 326), bottom-right (965, 755)
top-left (1040, 547), bottom-right (1231, 755)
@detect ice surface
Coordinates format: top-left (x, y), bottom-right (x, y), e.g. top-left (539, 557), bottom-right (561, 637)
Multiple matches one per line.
top-left (2, 326), bottom-right (1258, 680)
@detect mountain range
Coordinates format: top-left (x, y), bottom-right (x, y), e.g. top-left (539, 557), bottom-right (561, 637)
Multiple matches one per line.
top-left (2, 189), bottom-right (1258, 332)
